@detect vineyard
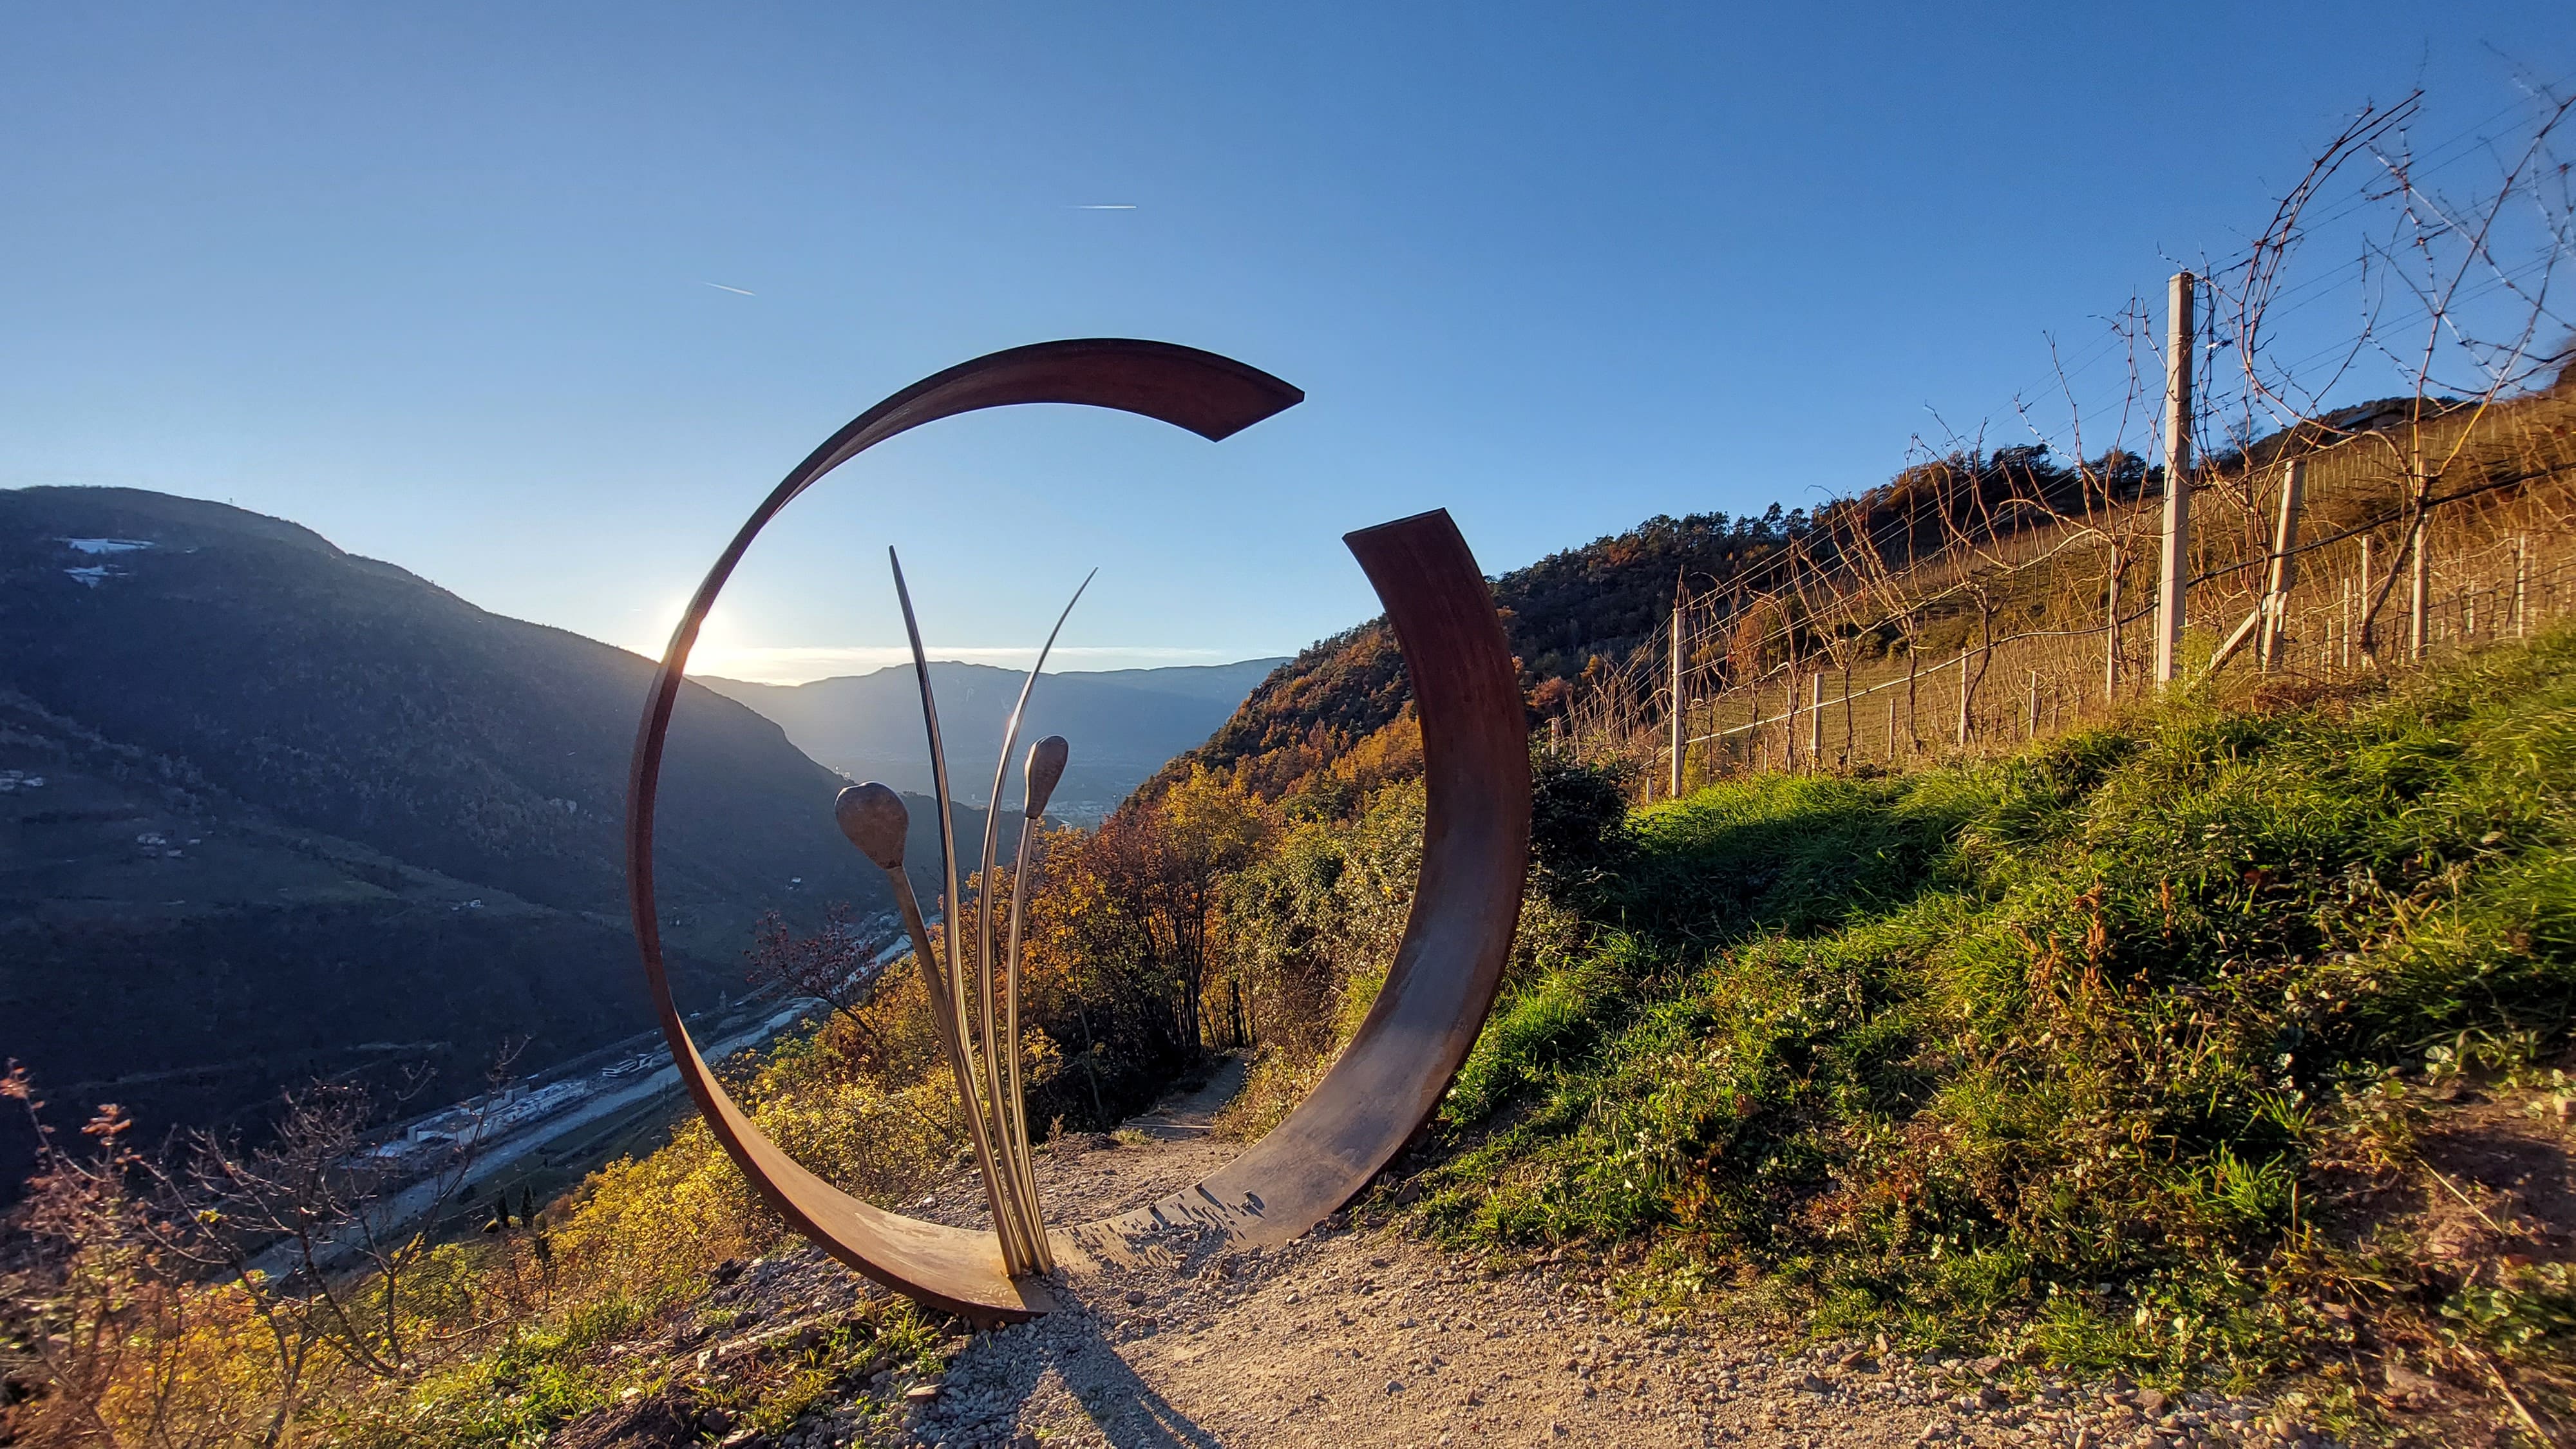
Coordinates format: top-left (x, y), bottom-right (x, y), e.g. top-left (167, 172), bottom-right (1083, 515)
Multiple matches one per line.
top-left (1564, 384), bottom-right (2576, 793)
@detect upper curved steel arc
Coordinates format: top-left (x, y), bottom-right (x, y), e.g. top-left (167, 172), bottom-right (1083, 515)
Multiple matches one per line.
top-left (625, 340), bottom-right (1298, 1322)
top-left (802, 338), bottom-right (1303, 480)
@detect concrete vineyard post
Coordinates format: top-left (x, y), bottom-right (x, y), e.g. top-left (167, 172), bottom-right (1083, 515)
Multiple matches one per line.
top-left (2408, 516), bottom-right (2430, 664)
top-left (1808, 673), bottom-right (1823, 772)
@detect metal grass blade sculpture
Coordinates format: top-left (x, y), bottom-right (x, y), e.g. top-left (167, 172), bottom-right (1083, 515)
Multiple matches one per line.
top-left (845, 549), bottom-right (1056, 1263)
top-left (839, 553), bottom-right (1088, 1276)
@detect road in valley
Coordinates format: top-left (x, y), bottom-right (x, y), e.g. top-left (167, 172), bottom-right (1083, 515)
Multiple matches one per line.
top-left (250, 1001), bottom-right (812, 1278)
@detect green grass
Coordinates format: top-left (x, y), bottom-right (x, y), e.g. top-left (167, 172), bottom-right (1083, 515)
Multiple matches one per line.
top-left (318, 1282), bottom-right (951, 1448)
top-left (1422, 629), bottom-right (2576, 1378)
top-left (338, 1295), bottom-right (652, 1448)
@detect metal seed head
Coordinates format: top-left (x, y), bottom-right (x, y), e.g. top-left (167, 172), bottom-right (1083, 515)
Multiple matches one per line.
top-left (1024, 736), bottom-right (1069, 819)
top-left (835, 783), bottom-right (909, 869)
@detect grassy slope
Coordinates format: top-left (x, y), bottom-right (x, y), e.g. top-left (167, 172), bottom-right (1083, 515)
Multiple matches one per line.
top-left (1420, 630), bottom-right (2576, 1414)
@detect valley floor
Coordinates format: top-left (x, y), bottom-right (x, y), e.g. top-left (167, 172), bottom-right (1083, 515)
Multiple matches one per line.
top-left (556, 1068), bottom-right (2324, 1449)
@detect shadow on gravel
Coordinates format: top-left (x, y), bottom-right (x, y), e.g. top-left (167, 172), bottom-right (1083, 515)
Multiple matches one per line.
top-left (1052, 1331), bottom-right (1224, 1449)
top-left (916, 1312), bottom-right (1224, 1449)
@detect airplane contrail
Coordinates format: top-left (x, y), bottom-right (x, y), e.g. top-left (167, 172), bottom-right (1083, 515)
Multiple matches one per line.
top-left (1073, 204), bottom-right (1137, 211)
top-left (700, 281), bottom-right (757, 296)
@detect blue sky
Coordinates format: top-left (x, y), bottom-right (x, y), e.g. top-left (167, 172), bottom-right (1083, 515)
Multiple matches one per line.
top-left (5, 4), bottom-right (2570, 680)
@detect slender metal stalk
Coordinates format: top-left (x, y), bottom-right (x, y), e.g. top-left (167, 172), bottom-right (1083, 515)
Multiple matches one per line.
top-left (889, 551), bottom-right (1033, 1273)
top-left (1000, 810), bottom-right (1046, 1258)
top-left (999, 735), bottom-right (1070, 1271)
top-left (834, 782), bottom-right (1033, 1270)
top-left (884, 869), bottom-right (1021, 1252)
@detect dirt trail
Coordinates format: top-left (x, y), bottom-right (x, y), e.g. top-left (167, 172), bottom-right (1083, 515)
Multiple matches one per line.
top-left (638, 1066), bottom-right (2319, 1449)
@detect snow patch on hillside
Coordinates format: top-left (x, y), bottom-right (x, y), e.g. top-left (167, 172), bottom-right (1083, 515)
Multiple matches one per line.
top-left (57, 537), bottom-right (155, 587)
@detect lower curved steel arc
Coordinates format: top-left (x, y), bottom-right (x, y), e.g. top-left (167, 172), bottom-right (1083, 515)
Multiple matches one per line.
top-left (1065, 509), bottom-right (1530, 1264)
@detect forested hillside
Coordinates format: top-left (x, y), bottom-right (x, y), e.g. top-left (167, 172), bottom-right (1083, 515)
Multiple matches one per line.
top-left (1168, 444), bottom-right (2126, 809)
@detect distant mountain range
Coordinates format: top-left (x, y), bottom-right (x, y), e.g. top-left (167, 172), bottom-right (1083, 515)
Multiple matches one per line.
top-left (700, 658), bottom-right (1283, 824)
top-left (0, 487), bottom-right (987, 1182)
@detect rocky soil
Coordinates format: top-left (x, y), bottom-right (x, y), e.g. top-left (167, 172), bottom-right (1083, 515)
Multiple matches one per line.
top-left (553, 1070), bottom-right (2343, 1449)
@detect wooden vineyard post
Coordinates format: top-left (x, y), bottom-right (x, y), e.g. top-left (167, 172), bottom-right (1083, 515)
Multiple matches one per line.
top-left (1955, 649), bottom-right (1972, 747)
top-left (2154, 270), bottom-right (2195, 687)
top-left (2257, 459), bottom-right (2305, 671)
top-left (1886, 697), bottom-right (1897, 763)
top-left (2359, 536), bottom-right (2376, 666)
top-left (1904, 645), bottom-right (1922, 755)
top-left (2025, 670), bottom-right (2040, 739)
top-left (2104, 555), bottom-right (2121, 705)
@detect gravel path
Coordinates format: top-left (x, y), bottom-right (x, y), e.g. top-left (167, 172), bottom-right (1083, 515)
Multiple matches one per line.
top-left (641, 1068), bottom-right (2331, 1449)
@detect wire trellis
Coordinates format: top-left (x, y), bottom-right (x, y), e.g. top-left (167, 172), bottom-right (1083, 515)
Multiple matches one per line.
top-left (1557, 403), bottom-right (2576, 797)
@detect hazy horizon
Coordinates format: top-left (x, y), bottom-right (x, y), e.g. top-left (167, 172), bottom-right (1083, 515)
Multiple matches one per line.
top-left (691, 647), bottom-right (1291, 687)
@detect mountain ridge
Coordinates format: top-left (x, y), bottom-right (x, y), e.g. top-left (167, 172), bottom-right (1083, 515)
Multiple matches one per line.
top-left (699, 657), bottom-right (1284, 822)
top-left (0, 486), bottom-right (980, 1182)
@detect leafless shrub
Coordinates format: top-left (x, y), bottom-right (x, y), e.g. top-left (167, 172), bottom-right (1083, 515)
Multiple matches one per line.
top-left (3, 1053), bottom-right (513, 1448)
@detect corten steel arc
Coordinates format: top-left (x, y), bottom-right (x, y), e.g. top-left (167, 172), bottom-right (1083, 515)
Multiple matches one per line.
top-left (626, 339), bottom-right (1531, 1324)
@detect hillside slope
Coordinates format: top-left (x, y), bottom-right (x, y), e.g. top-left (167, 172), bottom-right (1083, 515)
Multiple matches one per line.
top-left (1404, 632), bottom-right (2576, 1440)
top-left (0, 487), bottom-right (945, 1159)
top-left (1177, 510), bottom-right (1813, 802)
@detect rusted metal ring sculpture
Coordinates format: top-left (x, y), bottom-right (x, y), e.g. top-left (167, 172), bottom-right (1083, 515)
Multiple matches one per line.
top-left (625, 339), bottom-right (1530, 1323)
